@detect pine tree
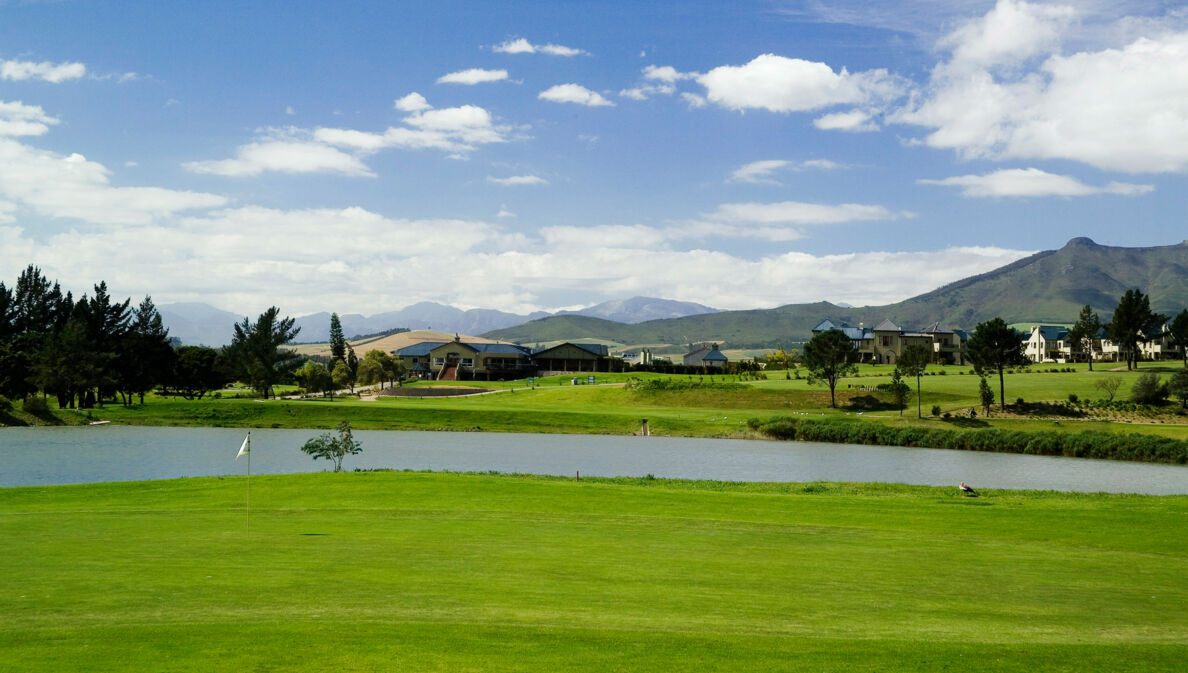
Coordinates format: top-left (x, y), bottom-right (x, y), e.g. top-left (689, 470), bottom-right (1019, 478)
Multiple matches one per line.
top-left (329, 313), bottom-right (346, 363)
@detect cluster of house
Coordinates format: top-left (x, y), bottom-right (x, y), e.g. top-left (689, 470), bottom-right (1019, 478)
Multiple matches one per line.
top-left (393, 335), bottom-right (731, 381)
top-left (1023, 324), bottom-right (1181, 364)
top-left (814, 318), bottom-right (1184, 366)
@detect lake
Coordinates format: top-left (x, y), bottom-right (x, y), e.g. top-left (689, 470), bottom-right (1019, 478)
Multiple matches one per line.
top-left (1, 426), bottom-right (1186, 494)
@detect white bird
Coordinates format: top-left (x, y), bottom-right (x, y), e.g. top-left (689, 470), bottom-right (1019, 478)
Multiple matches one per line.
top-left (959, 481), bottom-right (978, 496)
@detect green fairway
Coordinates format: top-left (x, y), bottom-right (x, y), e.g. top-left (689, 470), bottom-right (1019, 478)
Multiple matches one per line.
top-left (1, 472), bottom-right (1185, 672)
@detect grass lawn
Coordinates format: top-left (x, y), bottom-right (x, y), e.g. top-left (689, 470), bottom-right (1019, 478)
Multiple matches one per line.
top-left (0, 471), bottom-right (1184, 672)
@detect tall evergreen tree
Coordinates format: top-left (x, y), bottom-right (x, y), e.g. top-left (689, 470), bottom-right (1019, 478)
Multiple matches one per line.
top-left (965, 317), bottom-right (1027, 411)
top-left (1108, 289), bottom-right (1166, 370)
top-left (226, 307), bottom-right (301, 398)
top-left (1067, 305), bottom-right (1102, 371)
top-left (116, 296), bottom-right (175, 405)
top-left (329, 313), bottom-right (346, 363)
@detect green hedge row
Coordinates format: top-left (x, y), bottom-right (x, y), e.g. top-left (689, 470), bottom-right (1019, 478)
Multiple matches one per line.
top-left (746, 416), bottom-right (1188, 465)
top-left (625, 378), bottom-right (746, 392)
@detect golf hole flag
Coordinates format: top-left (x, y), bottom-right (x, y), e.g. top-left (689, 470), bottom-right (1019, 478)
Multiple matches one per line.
top-left (236, 433), bottom-right (250, 459)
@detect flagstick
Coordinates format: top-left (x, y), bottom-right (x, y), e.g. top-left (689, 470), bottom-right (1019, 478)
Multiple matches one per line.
top-left (245, 432), bottom-right (251, 533)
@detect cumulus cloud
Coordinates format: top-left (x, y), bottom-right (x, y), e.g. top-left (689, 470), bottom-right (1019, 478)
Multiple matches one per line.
top-left (0, 138), bottom-right (226, 224)
top-left (394, 92), bottom-right (432, 112)
top-left (707, 200), bottom-right (904, 224)
top-left (492, 38), bottom-right (586, 56)
top-left (188, 96), bottom-right (513, 176)
top-left (918, 168), bottom-right (1154, 197)
top-left (0, 212), bottom-right (1031, 315)
top-left (813, 109), bottom-right (878, 132)
top-left (539, 84), bottom-right (615, 107)
top-left (642, 65), bottom-right (698, 82)
top-left (892, 0), bottom-right (1188, 173)
top-left (680, 92), bottom-right (707, 108)
top-left (437, 68), bottom-right (509, 85)
top-left (487, 175), bottom-right (547, 186)
top-left (0, 58), bottom-right (86, 83)
top-left (619, 84), bottom-right (675, 100)
top-left (183, 140), bottom-right (374, 177)
top-left (729, 159), bottom-right (842, 183)
top-left (697, 53), bottom-right (905, 113)
top-left (0, 100), bottom-right (59, 137)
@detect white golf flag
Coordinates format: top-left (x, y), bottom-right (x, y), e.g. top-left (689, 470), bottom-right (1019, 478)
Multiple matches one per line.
top-left (236, 433), bottom-right (250, 459)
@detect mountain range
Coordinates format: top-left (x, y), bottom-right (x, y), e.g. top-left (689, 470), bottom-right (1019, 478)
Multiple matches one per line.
top-left (158, 297), bottom-right (719, 346)
top-left (482, 238), bottom-right (1188, 348)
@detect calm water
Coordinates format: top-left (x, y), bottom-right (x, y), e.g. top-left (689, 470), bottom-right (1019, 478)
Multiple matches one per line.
top-left (1, 426), bottom-right (1186, 494)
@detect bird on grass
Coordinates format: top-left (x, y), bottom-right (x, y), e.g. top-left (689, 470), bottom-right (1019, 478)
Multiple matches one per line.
top-left (959, 481), bottom-right (978, 497)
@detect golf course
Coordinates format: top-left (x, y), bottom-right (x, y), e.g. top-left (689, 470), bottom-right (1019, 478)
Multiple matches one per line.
top-left (1, 471), bottom-right (1185, 672)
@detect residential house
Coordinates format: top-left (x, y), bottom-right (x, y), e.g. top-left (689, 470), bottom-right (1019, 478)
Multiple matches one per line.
top-left (813, 318), bottom-right (966, 364)
top-left (683, 343), bottom-right (728, 368)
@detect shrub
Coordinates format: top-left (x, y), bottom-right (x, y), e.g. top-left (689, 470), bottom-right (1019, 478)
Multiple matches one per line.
top-left (1016, 397), bottom-right (1025, 405)
top-left (1131, 372), bottom-right (1168, 405)
top-left (22, 396), bottom-right (49, 414)
top-left (0, 394), bottom-right (12, 413)
top-left (1068, 393), bottom-right (1078, 404)
top-left (931, 405), bottom-right (942, 417)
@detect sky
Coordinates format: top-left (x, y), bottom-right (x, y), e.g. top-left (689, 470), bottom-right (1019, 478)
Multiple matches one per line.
top-left (1, 0), bottom-right (1186, 317)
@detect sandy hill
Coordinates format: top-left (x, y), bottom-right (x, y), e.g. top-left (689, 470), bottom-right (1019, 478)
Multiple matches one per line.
top-left (292, 329), bottom-right (507, 358)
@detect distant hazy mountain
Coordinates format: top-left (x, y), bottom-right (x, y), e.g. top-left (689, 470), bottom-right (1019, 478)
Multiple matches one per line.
top-left (293, 303), bottom-right (551, 342)
top-left (564, 296), bottom-right (718, 323)
top-left (483, 238), bottom-right (1188, 347)
top-left (157, 303), bottom-right (245, 347)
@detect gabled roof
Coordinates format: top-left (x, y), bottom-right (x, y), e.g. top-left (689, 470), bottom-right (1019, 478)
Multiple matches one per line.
top-left (470, 343), bottom-right (531, 355)
top-left (703, 349), bottom-right (728, 361)
top-left (394, 341), bottom-right (447, 357)
top-left (923, 321), bottom-right (955, 334)
top-left (533, 342), bottom-right (609, 357)
top-left (873, 319), bottom-right (900, 332)
top-left (812, 318), bottom-right (840, 332)
top-left (839, 326), bottom-right (872, 341)
top-left (1035, 325), bottom-right (1068, 341)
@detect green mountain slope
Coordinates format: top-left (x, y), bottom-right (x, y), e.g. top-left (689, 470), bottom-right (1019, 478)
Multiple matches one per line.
top-left (484, 238), bottom-right (1188, 348)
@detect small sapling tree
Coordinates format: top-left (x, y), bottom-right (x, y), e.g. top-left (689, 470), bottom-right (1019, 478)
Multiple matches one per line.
top-left (300, 421), bottom-right (363, 472)
top-left (978, 376), bottom-right (994, 416)
top-left (889, 367), bottom-right (909, 417)
top-left (1094, 376), bottom-right (1122, 402)
top-left (898, 344), bottom-right (931, 419)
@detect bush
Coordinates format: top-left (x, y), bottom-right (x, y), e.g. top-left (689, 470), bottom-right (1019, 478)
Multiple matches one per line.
top-left (1016, 397), bottom-right (1025, 405)
top-left (1068, 393), bottom-right (1078, 404)
top-left (0, 394), bottom-right (12, 413)
top-left (1131, 372), bottom-right (1168, 405)
top-left (931, 405), bottom-right (942, 416)
top-left (22, 396), bottom-right (49, 413)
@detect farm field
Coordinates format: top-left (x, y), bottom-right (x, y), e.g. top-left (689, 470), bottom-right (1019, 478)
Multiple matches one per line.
top-left (1, 471), bottom-right (1185, 672)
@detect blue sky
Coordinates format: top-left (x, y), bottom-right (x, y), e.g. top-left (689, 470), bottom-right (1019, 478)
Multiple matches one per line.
top-left (1, 0), bottom-right (1186, 316)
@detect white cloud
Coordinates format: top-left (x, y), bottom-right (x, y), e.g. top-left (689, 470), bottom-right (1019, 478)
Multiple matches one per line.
top-left (681, 92), bottom-right (707, 108)
top-left (183, 140), bottom-right (374, 177)
top-left (437, 68), bottom-right (509, 85)
top-left (539, 84), bottom-right (615, 107)
top-left (892, 1), bottom-right (1188, 173)
top-left (541, 224), bottom-right (668, 249)
top-left (285, 106), bottom-right (296, 115)
top-left (707, 200), bottom-right (904, 224)
top-left (697, 53), bottom-right (905, 113)
top-left (728, 159), bottom-right (842, 184)
top-left (918, 168), bottom-right (1154, 197)
top-left (493, 38), bottom-right (586, 56)
top-left (813, 109), bottom-right (878, 132)
top-left (642, 65), bottom-right (698, 82)
top-left (487, 175), bottom-right (547, 186)
top-left (0, 58), bottom-right (86, 83)
top-left (0, 100), bottom-right (59, 137)
top-left (394, 92), bottom-right (432, 112)
top-left (0, 138), bottom-right (226, 224)
top-left (619, 84), bottom-right (675, 100)
top-left (496, 205), bottom-right (516, 218)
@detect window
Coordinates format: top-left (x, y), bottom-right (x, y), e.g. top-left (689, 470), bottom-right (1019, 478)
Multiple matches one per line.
top-left (881, 336), bottom-right (891, 347)
top-left (461, 358), bottom-right (474, 367)
top-left (433, 357), bottom-right (444, 365)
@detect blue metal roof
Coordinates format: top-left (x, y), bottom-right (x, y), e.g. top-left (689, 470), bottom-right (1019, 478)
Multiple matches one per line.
top-left (1036, 325), bottom-right (1068, 341)
top-left (394, 341), bottom-right (447, 356)
top-left (470, 343), bottom-right (532, 355)
top-left (703, 349), bottom-right (728, 361)
top-left (533, 342), bottom-right (609, 357)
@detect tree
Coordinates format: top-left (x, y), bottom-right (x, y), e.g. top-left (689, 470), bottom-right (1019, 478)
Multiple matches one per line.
top-left (965, 317), bottom-right (1027, 411)
top-left (345, 345), bottom-right (359, 392)
top-left (1168, 309), bottom-right (1188, 368)
top-left (802, 329), bottom-right (858, 408)
top-left (898, 344), bottom-right (931, 418)
top-left (1130, 372), bottom-right (1168, 405)
top-left (765, 347), bottom-right (799, 378)
top-left (169, 346), bottom-right (232, 399)
top-left (1108, 289), bottom-right (1166, 370)
top-left (1067, 305), bottom-right (1102, 371)
top-left (978, 376), bottom-right (994, 416)
top-left (888, 367), bottom-right (909, 417)
top-left (294, 361), bottom-right (333, 399)
top-left (329, 313), bottom-right (346, 363)
top-left (36, 317), bottom-right (101, 409)
top-left (1094, 376), bottom-right (1122, 401)
top-left (300, 421), bottom-right (363, 472)
top-left (116, 296), bottom-right (175, 405)
top-left (226, 307), bottom-right (301, 398)
top-left (1169, 369), bottom-right (1188, 409)
top-left (356, 356), bottom-right (384, 389)
top-left (331, 360), bottom-right (352, 396)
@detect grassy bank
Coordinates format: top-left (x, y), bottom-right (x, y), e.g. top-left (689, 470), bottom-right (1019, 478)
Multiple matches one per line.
top-left (1, 471), bottom-right (1185, 672)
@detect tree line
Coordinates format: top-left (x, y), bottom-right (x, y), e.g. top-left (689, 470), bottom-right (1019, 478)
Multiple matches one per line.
top-left (0, 266), bottom-right (310, 408)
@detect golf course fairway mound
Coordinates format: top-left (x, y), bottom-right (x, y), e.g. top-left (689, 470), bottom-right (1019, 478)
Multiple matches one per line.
top-left (1, 472), bottom-right (1185, 672)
